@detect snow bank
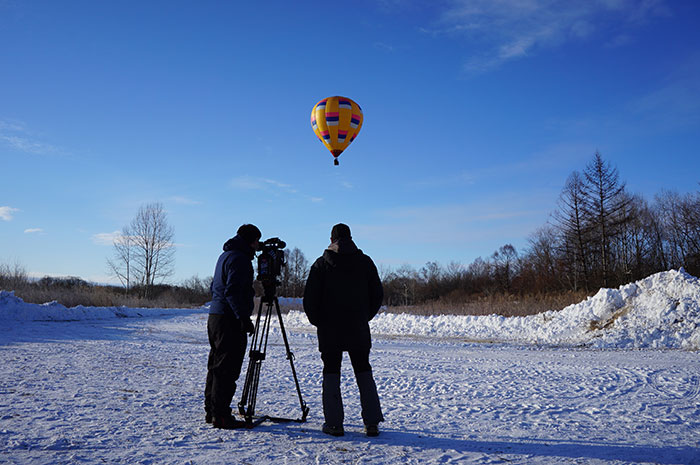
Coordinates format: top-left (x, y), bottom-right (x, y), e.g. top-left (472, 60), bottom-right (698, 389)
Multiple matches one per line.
top-left (2, 269), bottom-right (700, 349)
top-left (0, 290), bottom-right (204, 321)
top-left (285, 269), bottom-right (700, 350)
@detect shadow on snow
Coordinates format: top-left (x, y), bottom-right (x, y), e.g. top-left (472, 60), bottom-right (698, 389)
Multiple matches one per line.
top-left (0, 310), bottom-right (206, 345)
top-left (258, 423), bottom-right (700, 463)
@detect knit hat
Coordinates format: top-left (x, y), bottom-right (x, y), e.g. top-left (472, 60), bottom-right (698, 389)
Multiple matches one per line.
top-left (330, 223), bottom-right (352, 241)
top-left (237, 224), bottom-right (262, 243)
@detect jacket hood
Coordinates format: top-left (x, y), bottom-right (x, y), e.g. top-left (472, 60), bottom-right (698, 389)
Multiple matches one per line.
top-left (223, 235), bottom-right (255, 258)
top-left (323, 238), bottom-right (361, 267)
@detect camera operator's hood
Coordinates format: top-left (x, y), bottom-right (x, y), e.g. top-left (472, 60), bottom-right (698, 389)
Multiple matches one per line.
top-left (223, 235), bottom-right (256, 259)
top-left (324, 238), bottom-right (362, 267)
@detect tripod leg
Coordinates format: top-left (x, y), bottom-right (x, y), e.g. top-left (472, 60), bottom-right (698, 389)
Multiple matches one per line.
top-left (238, 300), bottom-right (258, 418)
top-left (239, 299), bottom-right (271, 422)
top-left (274, 297), bottom-right (310, 421)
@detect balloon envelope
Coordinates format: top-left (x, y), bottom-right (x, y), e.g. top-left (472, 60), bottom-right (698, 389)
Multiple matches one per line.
top-left (310, 96), bottom-right (363, 165)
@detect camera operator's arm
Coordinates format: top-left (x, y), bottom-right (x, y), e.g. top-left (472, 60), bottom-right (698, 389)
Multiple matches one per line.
top-left (223, 254), bottom-right (255, 322)
top-left (303, 257), bottom-right (324, 326)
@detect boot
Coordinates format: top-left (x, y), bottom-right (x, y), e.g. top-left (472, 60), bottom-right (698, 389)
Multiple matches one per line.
top-left (212, 414), bottom-right (246, 430)
top-left (322, 373), bottom-right (344, 431)
top-left (322, 423), bottom-right (345, 437)
top-left (365, 424), bottom-right (379, 437)
top-left (356, 371), bottom-right (384, 427)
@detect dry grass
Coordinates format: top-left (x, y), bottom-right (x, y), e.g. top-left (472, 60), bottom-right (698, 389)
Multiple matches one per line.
top-left (4, 280), bottom-right (590, 318)
top-left (260, 292), bottom-right (592, 318)
top-left (6, 286), bottom-right (207, 309)
top-left (384, 291), bottom-right (591, 317)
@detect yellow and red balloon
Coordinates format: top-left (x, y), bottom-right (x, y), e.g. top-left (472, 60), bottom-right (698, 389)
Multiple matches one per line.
top-left (310, 96), bottom-right (363, 165)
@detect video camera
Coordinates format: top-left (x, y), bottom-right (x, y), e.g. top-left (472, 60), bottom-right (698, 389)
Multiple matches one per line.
top-left (256, 237), bottom-right (286, 300)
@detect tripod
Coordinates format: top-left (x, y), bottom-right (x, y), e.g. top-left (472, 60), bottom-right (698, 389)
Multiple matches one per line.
top-left (238, 285), bottom-right (309, 428)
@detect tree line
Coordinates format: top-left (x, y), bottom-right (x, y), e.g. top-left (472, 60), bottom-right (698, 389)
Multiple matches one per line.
top-left (0, 262), bottom-right (211, 308)
top-left (378, 152), bottom-right (700, 306)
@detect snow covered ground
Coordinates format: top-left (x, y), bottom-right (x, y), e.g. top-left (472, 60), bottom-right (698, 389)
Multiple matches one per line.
top-left (1, 270), bottom-right (700, 464)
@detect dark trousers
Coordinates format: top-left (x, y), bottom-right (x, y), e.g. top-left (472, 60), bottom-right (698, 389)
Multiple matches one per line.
top-left (321, 349), bottom-right (372, 375)
top-left (204, 313), bottom-right (247, 417)
top-left (320, 349), bottom-right (384, 426)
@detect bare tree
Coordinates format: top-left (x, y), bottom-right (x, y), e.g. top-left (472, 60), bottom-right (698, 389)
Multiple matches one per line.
top-left (655, 190), bottom-right (700, 274)
top-left (285, 247), bottom-right (309, 297)
top-left (644, 198), bottom-right (669, 272)
top-left (122, 202), bottom-right (175, 297)
top-left (611, 193), bottom-right (656, 282)
top-left (553, 171), bottom-right (591, 291)
top-left (377, 263), bottom-right (393, 283)
top-left (466, 257), bottom-right (492, 295)
top-left (0, 261), bottom-right (29, 291)
top-left (583, 152), bottom-right (629, 287)
top-left (383, 264), bottom-right (419, 306)
top-left (420, 261), bottom-right (443, 300)
top-left (491, 244), bottom-right (518, 292)
top-left (107, 226), bottom-right (134, 295)
top-left (523, 225), bottom-right (560, 292)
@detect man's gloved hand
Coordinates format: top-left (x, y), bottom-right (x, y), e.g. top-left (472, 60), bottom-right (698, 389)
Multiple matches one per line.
top-left (241, 317), bottom-right (255, 335)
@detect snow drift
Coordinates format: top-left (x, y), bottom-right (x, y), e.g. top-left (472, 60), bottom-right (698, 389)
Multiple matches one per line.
top-left (0, 292), bottom-right (202, 321)
top-left (362, 268), bottom-right (700, 350)
top-left (2, 269), bottom-right (699, 350)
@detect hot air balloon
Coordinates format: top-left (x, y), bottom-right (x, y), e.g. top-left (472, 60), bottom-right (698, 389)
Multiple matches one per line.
top-left (310, 96), bottom-right (363, 165)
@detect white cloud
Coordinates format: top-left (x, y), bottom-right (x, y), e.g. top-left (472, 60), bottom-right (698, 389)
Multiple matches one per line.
top-left (24, 228), bottom-right (43, 234)
top-left (0, 206), bottom-right (19, 221)
top-left (170, 196), bottom-right (202, 205)
top-left (628, 54), bottom-right (700, 129)
top-left (0, 119), bottom-right (62, 155)
top-left (425, 0), bottom-right (671, 72)
top-left (374, 42), bottom-right (395, 52)
top-left (230, 176), bottom-right (267, 190)
top-left (230, 175), bottom-right (318, 202)
top-left (0, 120), bottom-right (25, 132)
top-left (92, 231), bottom-right (122, 246)
top-left (264, 179), bottom-right (293, 189)
top-left (230, 175), bottom-right (295, 191)
top-left (0, 135), bottom-right (59, 155)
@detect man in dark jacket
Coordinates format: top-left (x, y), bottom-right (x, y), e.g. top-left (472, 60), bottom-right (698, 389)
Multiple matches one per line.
top-left (303, 223), bottom-right (384, 437)
top-left (204, 224), bottom-right (261, 429)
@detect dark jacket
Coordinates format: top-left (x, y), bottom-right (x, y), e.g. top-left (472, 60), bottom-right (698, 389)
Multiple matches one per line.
top-left (209, 235), bottom-right (255, 319)
top-left (303, 238), bottom-right (383, 352)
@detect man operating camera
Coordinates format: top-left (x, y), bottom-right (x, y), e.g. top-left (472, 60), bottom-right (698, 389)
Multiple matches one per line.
top-left (204, 224), bottom-right (262, 429)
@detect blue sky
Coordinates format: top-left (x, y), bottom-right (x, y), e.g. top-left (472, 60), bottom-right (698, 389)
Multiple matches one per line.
top-left (1, 0), bottom-right (699, 285)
